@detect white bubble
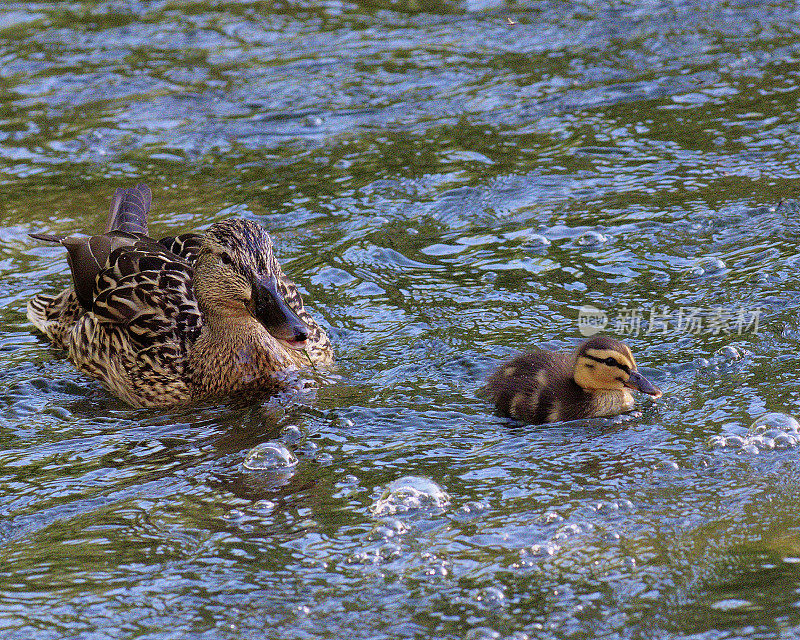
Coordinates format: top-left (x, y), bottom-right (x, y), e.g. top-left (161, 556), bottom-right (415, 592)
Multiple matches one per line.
top-left (749, 435), bottom-right (773, 450)
top-left (707, 434), bottom-right (727, 448)
top-left (371, 476), bottom-right (450, 517)
top-left (713, 413), bottom-right (800, 454)
top-left (453, 500), bottom-right (490, 522)
top-left (242, 441), bottom-right (298, 472)
top-left (479, 586), bottom-right (505, 604)
top-left (689, 256), bottom-right (726, 277)
top-left (576, 230), bottom-right (608, 246)
top-left (749, 412), bottom-right (800, 435)
top-left (716, 345), bottom-right (742, 361)
top-left (523, 234), bottom-right (551, 251)
top-left (281, 425), bottom-right (304, 444)
top-left (656, 460), bottom-right (680, 471)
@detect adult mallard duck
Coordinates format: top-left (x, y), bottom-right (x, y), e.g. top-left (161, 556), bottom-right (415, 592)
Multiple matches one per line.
top-left (27, 184), bottom-right (333, 408)
top-left (485, 336), bottom-right (661, 424)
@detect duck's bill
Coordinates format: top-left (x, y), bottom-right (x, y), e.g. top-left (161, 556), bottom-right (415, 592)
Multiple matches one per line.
top-left (278, 337), bottom-right (308, 351)
top-left (624, 371), bottom-right (662, 398)
top-left (252, 275), bottom-right (309, 346)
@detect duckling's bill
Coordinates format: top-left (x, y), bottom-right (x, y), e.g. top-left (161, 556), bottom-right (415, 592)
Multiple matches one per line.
top-left (624, 370), bottom-right (662, 398)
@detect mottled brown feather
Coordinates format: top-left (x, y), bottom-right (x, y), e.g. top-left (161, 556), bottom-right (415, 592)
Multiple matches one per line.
top-left (486, 350), bottom-right (598, 424)
top-left (485, 336), bottom-right (657, 425)
top-left (27, 185), bottom-right (333, 408)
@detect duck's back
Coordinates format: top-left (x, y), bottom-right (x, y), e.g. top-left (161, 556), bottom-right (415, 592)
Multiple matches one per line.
top-left (485, 350), bottom-right (591, 424)
top-left (70, 242), bottom-right (199, 406)
top-left (27, 185), bottom-right (203, 407)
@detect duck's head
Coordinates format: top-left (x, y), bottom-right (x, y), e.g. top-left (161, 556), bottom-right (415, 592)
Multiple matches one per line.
top-left (572, 336), bottom-right (662, 397)
top-left (193, 219), bottom-right (309, 350)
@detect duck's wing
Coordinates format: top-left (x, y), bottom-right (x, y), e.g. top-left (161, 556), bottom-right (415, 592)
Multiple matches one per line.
top-left (91, 242), bottom-right (201, 350)
top-left (158, 232), bottom-right (204, 264)
top-left (105, 183), bottom-right (151, 235)
top-left (29, 184), bottom-right (157, 309)
top-left (61, 231), bottom-right (149, 309)
top-left (29, 229), bottom-right (148, 310)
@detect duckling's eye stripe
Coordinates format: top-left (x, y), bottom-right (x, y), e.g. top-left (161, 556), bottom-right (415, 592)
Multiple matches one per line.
top-left (583, 354), bottom-right (630, 374)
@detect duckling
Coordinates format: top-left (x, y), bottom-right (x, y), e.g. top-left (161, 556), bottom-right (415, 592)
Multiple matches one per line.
top-left (27, 184), bottom-right (333, 409)
top-left (485, 336), bottom-right (661, 424)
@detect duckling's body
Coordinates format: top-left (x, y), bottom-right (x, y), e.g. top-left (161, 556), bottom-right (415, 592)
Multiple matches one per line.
top-left (27, 184), bottom-right (332, 408)
top-left (485, 336), bottom-right (661, 424)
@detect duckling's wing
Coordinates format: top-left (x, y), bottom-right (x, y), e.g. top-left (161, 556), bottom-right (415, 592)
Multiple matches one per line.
top-left (485, 350), bottom-right (576, 424)
top-left (105, 183), bottom-right (151, 235)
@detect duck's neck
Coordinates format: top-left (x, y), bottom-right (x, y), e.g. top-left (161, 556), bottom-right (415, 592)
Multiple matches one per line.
top-left (188, 315), bottom-right (296, 400)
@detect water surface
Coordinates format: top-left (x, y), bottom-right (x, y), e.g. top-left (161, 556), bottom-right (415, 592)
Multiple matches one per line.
top-left (2, 1), bottom-right (800, 638)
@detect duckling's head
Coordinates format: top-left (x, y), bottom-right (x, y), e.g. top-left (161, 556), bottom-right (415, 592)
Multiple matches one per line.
top-left (193, 219), bottom-right (308, 349)
top-left (572, 336), bottom-right (661, 397)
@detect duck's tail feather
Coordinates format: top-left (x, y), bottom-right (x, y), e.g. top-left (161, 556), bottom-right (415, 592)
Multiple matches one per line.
top-left (27, 288), bottom-right (84, 349)
top-left (106, 183), bottom-right (151, 235)
top-left (29, 183), bottom-right (152, 241)
top-left (29, 231), bottom-right (66, 243)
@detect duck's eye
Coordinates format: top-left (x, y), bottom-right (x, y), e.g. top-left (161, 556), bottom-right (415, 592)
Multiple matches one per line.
top-left (604, 357), bottom-right (618, 367)
top-left (219, 253), bottom-right (234, 267)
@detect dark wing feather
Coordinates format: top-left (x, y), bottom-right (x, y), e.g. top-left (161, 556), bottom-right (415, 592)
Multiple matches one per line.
top-left (91, 243), bottom-right (200, 350)
top-left (158, 233), bottom-right (204, 264)
top-left (61, 231), bottom-right (146, 309)
top-left (29, 183), bottom-right (156, 309)
top-left (29, 231), bottom-right (66, 243)
top-left (105, 184), bottom-right (152, 235)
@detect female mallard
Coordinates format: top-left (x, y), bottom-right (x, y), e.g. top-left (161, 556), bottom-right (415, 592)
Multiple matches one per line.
top-left (27, 184), bottom-right (333, 408)
top-left (485, 336), bottom-right (661, 424)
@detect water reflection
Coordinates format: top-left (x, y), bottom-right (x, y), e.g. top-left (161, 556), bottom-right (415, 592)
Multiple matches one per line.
top-left (3, 0), bottom-right (800, 638)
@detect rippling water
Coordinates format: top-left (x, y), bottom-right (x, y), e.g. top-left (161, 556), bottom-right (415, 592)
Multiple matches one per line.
top-left (3, 1), bottom-right (800, 638)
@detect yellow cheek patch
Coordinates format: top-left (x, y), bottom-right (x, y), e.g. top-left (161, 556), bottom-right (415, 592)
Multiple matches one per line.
top-left (622, 344), bottom-right (635, 366)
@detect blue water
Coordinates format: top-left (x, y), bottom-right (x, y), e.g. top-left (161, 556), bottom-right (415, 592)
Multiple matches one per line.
top-left (3, 1), bottom-right (800, 638)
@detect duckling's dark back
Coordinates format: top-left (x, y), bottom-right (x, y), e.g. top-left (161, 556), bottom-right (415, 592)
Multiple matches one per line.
top-left (485, 350), bottom-right (591, 424)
